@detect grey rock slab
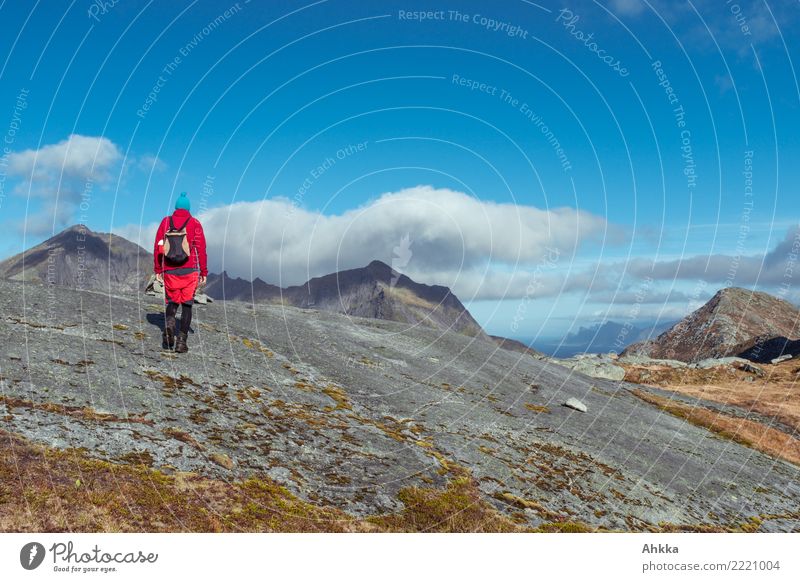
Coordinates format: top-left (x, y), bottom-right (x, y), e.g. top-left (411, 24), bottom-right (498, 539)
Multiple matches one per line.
top-left (1, 279), bottom-right (798, 531)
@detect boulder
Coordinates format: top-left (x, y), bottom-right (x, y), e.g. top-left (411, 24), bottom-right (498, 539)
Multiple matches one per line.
top-left (574, 360), bottom-right (626, 381)
top-left (617, 355), bottom-right (688, 368)
top-left (563, 398), bottom-right (587, 413)
top-left (570, 359), bottom-right (625, 381)
top-left (554, 354), bottom-right (626, 381)
top-left (691, 357), bottom-right (749, 370)
top-left (738, 362), bottom-right (765, 376)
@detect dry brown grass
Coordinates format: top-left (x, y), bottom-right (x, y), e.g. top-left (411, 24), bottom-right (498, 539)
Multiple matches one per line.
top-left (0, 395), bottom-right (153, 425)
top-left (0, 431), bottom-right (529, 533)
top-left (383, 285), bottom-right (438, 310)
top-left (631, 389), bottom-right (800, 466)
top-left (525, 403), bottom-right (551, 414)
top-left (0, 430), bottom-right (363, 532)
top-left (370, 472), bottom-right (524, 532)
top-left (623, 360), bottom-right (800, 432)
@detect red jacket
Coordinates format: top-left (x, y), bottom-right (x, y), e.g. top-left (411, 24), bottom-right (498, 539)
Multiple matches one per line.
top-left (153, 209), bottom-right (208, 276)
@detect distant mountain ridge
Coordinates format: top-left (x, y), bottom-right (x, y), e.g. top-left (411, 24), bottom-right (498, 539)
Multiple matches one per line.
top-left (208, 260), bottom-right (487, 338)
top-left (1, 225), bottom-right (486, 339)
top-left (204, 271), bottom-right (281, 304)
top-left (567, 320), bottom-right (676, 352)
top-left (530, 319), bottom-right (677, 358)
top-left (623, 287), bottom-right (800, 363)
top-left (0, 224), bottom-right (150, 293)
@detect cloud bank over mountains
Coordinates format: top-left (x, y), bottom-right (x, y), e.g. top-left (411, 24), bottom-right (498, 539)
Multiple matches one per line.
top-left (622, 226), bottom-right (800, 287)
top-left (11, 133), bottom-right (798, 307)
top-left (118, 185), bottom-right (799, 305)
top-left (121, 185), bottom-right (615, 301)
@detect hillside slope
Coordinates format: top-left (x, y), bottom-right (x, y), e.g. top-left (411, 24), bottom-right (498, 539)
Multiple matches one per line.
top-left (204, 271), bottom-right (282, 303)
top-left (1, 279), bottom-right (798, 531)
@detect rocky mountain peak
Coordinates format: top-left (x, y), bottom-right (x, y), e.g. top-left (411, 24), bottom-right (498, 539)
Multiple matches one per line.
top-left (364, 259), bottom-right (394, 279)
top-left (0, 224), bottom-right (150, 293)
top-left (622, 286), bottom-right (800, 363)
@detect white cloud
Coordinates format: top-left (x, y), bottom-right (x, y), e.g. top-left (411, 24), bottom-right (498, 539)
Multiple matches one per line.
top-left (587, 302), bottom-right (693, 322)
top-left (588, 288), bottom-right (692, 304)
top-left (9, 134), bottom-right (121, 182)
top-left (8, 134), bottom-right (122, 234)
top-left (119, 186), bottom-right (617, 300)
top-left (609, 0), bottom-right (645, 16)
top-left (135, 154), bottom-right (166, 173)
top-left (603, 0), bottom-right (789, 50)
top-left (624, 226), bottom-right (800, 288)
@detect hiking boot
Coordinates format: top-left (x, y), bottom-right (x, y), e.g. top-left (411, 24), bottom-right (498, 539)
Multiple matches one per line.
top-left (175, 331), bottom-right (189, 353)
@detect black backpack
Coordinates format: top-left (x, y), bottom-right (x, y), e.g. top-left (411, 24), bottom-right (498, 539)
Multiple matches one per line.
top-left (163, 216), bottom-right (191, 264)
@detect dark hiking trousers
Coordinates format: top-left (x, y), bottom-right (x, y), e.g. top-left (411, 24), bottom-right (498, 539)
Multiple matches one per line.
top-left (165, 301), bottom-right (193, 333)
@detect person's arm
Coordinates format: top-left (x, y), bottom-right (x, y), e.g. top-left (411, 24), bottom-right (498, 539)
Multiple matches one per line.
top-left (195, 220), bottom-right (208, 281)
top-left (153, 219), bottom-right (166, 278)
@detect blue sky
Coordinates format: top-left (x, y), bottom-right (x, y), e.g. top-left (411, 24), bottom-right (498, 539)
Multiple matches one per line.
top-left (0, 0), bottom-right (798, 340)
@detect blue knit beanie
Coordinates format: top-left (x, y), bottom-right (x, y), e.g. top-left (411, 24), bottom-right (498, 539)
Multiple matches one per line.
top-left (175, 191), bottom-right (191, 211)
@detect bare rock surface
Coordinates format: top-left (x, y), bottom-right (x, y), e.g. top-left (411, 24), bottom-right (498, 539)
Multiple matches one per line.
top-left (1, 279), bottom-right (798, 531)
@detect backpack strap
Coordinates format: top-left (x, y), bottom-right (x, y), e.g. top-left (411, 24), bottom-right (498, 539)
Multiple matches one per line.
top-left (167, 215), bottom-right (191, 232)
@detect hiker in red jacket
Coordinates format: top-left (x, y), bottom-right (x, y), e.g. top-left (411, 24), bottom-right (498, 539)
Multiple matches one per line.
top-left (153, 192), bottom-right (208, 353)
